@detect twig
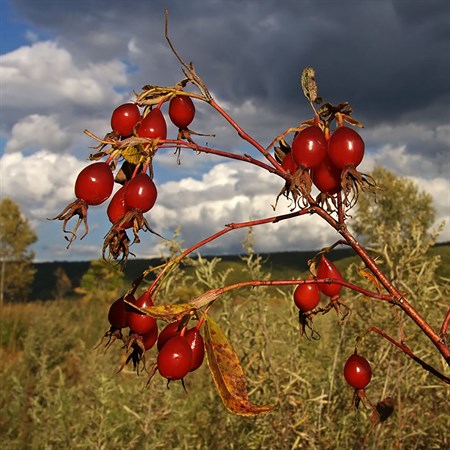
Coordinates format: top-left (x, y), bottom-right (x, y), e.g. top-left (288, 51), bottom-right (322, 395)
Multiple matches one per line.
top-left (164, 9), bottom-right (211, 100)
top-left (189, 277), bottom-right (395, 310)
top-left (159, 140), bottom-right (286, 178)
top-left (367, 327), bottom-right (450, 384)
top-left (440, 307), bottom-right (450, 341)
top-left (147, 208), bottom-right (315, 300)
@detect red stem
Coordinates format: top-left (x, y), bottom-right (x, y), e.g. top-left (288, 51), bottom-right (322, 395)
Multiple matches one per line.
top-left (367, 327), bottom-right (450, 384)
top-left (147, 208), bottom-right (314, 299)
top-left (159, 140), bottom-right (286, 178)
top-left (136, 94), bottom-right (450, 374)
top-left (312, 205), bottom-right (450, 365)
top-left (208, 98), bottom-right (283, 171)
top-left (188, 277), bottom-right (394, 310)
top-left (440, 308), bottom-right (450, 340)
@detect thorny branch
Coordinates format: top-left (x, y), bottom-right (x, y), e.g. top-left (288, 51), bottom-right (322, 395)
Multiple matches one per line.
top-left (84, 10), bottom-right (450, 393)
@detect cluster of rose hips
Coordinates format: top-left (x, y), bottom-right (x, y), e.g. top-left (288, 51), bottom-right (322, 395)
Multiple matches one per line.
top-left (292, 254), bottom-right (372, 398)
top-left (106, 290), bottom-right (205, 383)
top-left (50, 95), bottom-right (196, 260)
top-left (279, 122), bottom-right (365, 199)
top-left (292, 254), bottom-right (344, 313)
top-left (49, 54), bottom-right (379, 413)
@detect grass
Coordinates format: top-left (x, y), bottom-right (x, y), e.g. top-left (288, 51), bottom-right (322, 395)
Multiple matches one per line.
top-left (2, 244), bottom-right (449, 449)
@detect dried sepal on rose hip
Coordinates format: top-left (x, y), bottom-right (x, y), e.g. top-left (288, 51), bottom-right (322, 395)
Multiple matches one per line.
top-left (49, 161), bottom-right (114, 247)
top-left (327, 124), bottom-right (379, 207)
top-left (102, 171), bottom-right (164, 263)
top-left (124, 323), bottom-right (159, 374)
top-left (95, 294), bottom-right (131, 351)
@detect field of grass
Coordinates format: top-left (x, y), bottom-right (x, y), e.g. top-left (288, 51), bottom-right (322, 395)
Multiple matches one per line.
top-left (2, 245), bottom-right (449, 449)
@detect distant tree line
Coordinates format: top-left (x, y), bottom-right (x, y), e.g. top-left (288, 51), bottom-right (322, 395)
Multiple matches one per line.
top-left (0, 198), bottom-right (37, 305)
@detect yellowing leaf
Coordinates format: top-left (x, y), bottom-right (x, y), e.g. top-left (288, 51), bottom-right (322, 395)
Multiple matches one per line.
top-left (204, 315), bottom-right (274, 416)
top-left (121, 145), bottom-right (146, 165)
top-left (358, 267), bottom-right (382, 293)
top-left (139, 303), bottom-right (196, 321)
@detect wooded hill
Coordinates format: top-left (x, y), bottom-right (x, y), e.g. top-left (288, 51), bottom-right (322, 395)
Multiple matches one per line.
top-left (30, 243), bottom-right (450, 301)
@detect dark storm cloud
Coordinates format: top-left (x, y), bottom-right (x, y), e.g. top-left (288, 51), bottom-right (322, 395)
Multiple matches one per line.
top-left (10, 0), bottom-right (450, 157)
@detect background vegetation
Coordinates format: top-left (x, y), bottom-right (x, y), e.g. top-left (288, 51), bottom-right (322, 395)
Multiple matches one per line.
top-left (0, 198), bottom-right (37, 305)
top-left (1, 169), bottom-right (449, 449)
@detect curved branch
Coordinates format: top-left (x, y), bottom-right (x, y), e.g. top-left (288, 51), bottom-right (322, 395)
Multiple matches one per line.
top-left (147, 208), bottom-right (314, 299)
top-left (189, 277), bottom-right (394, 310)
top-left (367, 327), bottom-right (450, 384)
top-left (440, 307), bottom-right (450, 341)
top-left (208, 98), bottom-right (283, 171)
top-left (158, 140), bottom-right (286, 178)
top-left (311, 204), bottom-right (450, 365)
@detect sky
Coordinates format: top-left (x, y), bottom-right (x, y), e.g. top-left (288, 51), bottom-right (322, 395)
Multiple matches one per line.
top-left (0, 0), bottom-right (449, 262)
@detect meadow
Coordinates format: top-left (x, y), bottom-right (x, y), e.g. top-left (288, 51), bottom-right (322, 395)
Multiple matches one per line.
top-left (1, 246), bottom-right (449, 449)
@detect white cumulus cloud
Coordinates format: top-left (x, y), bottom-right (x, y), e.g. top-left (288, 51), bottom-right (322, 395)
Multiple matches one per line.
top-left (0, 40), bottom-right (128, 118)
top-left (5, 114), bottom-right (72, 154)
top-left (147, 161), bottom-right (341, 257)
top-left (0, 150), bottom-right (87, 218)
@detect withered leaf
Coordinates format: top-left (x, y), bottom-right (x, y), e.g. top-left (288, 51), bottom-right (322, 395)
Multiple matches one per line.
top-left (139, 303), bottom-right (196, 321)
top-left (114, 161), bottom-right (137, 185)
top-left (370, 397), bottom-right (395, 424)
top-left (204, 315), bottom-right (274, 416)
top-left (342, 114), bottom-right (364, 128)
top-left (301, 67), bottom-right (318, 103)
top-left (89, 151), bottom-right (110, 161)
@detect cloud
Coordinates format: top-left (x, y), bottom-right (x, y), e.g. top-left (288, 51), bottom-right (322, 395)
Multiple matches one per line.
top-left (0, 40), bottom-right (126, 106)
top-left (2, 0), bottom-right (449, 262)
top-left (408, 176), bottom-right (450, 242)
top-left (362, 123), bottom-right (450, 177)
top-left (0, 40), bottom-right (129, 131)
top-left (149, 161), bottom-right (341, 256)
top-left (360, 144), bottom-right (450, 242)
top-left (5, 114), bottom-right (72, 153)
top-left (0, 150), bottom-right (86, 217)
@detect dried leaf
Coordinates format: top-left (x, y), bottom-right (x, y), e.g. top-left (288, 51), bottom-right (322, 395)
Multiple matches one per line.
top-left (114, 161), bottom-right (137, 184)
top-left (204, 315), bottom-right (274, 416)
top-left (358, 266), bottom-right (382, 293)
top-left (138, 94), bottom-right (172, 106)
top-left (342, 114), bottom-right (364, 128)
top-left (301, 67), bottom-right (318, 103)
top-left (89, 151), bottom-right (110, 161)
top-left (189, 288), bottom-right (223, 309)
top-left (370, 397), bottom-right (395, 424)
top-left (139, 303), bottom-right (196, 321)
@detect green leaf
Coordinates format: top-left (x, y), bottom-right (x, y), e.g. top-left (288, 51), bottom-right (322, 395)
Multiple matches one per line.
top-left (204, 315), bottom-right (274, 416)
